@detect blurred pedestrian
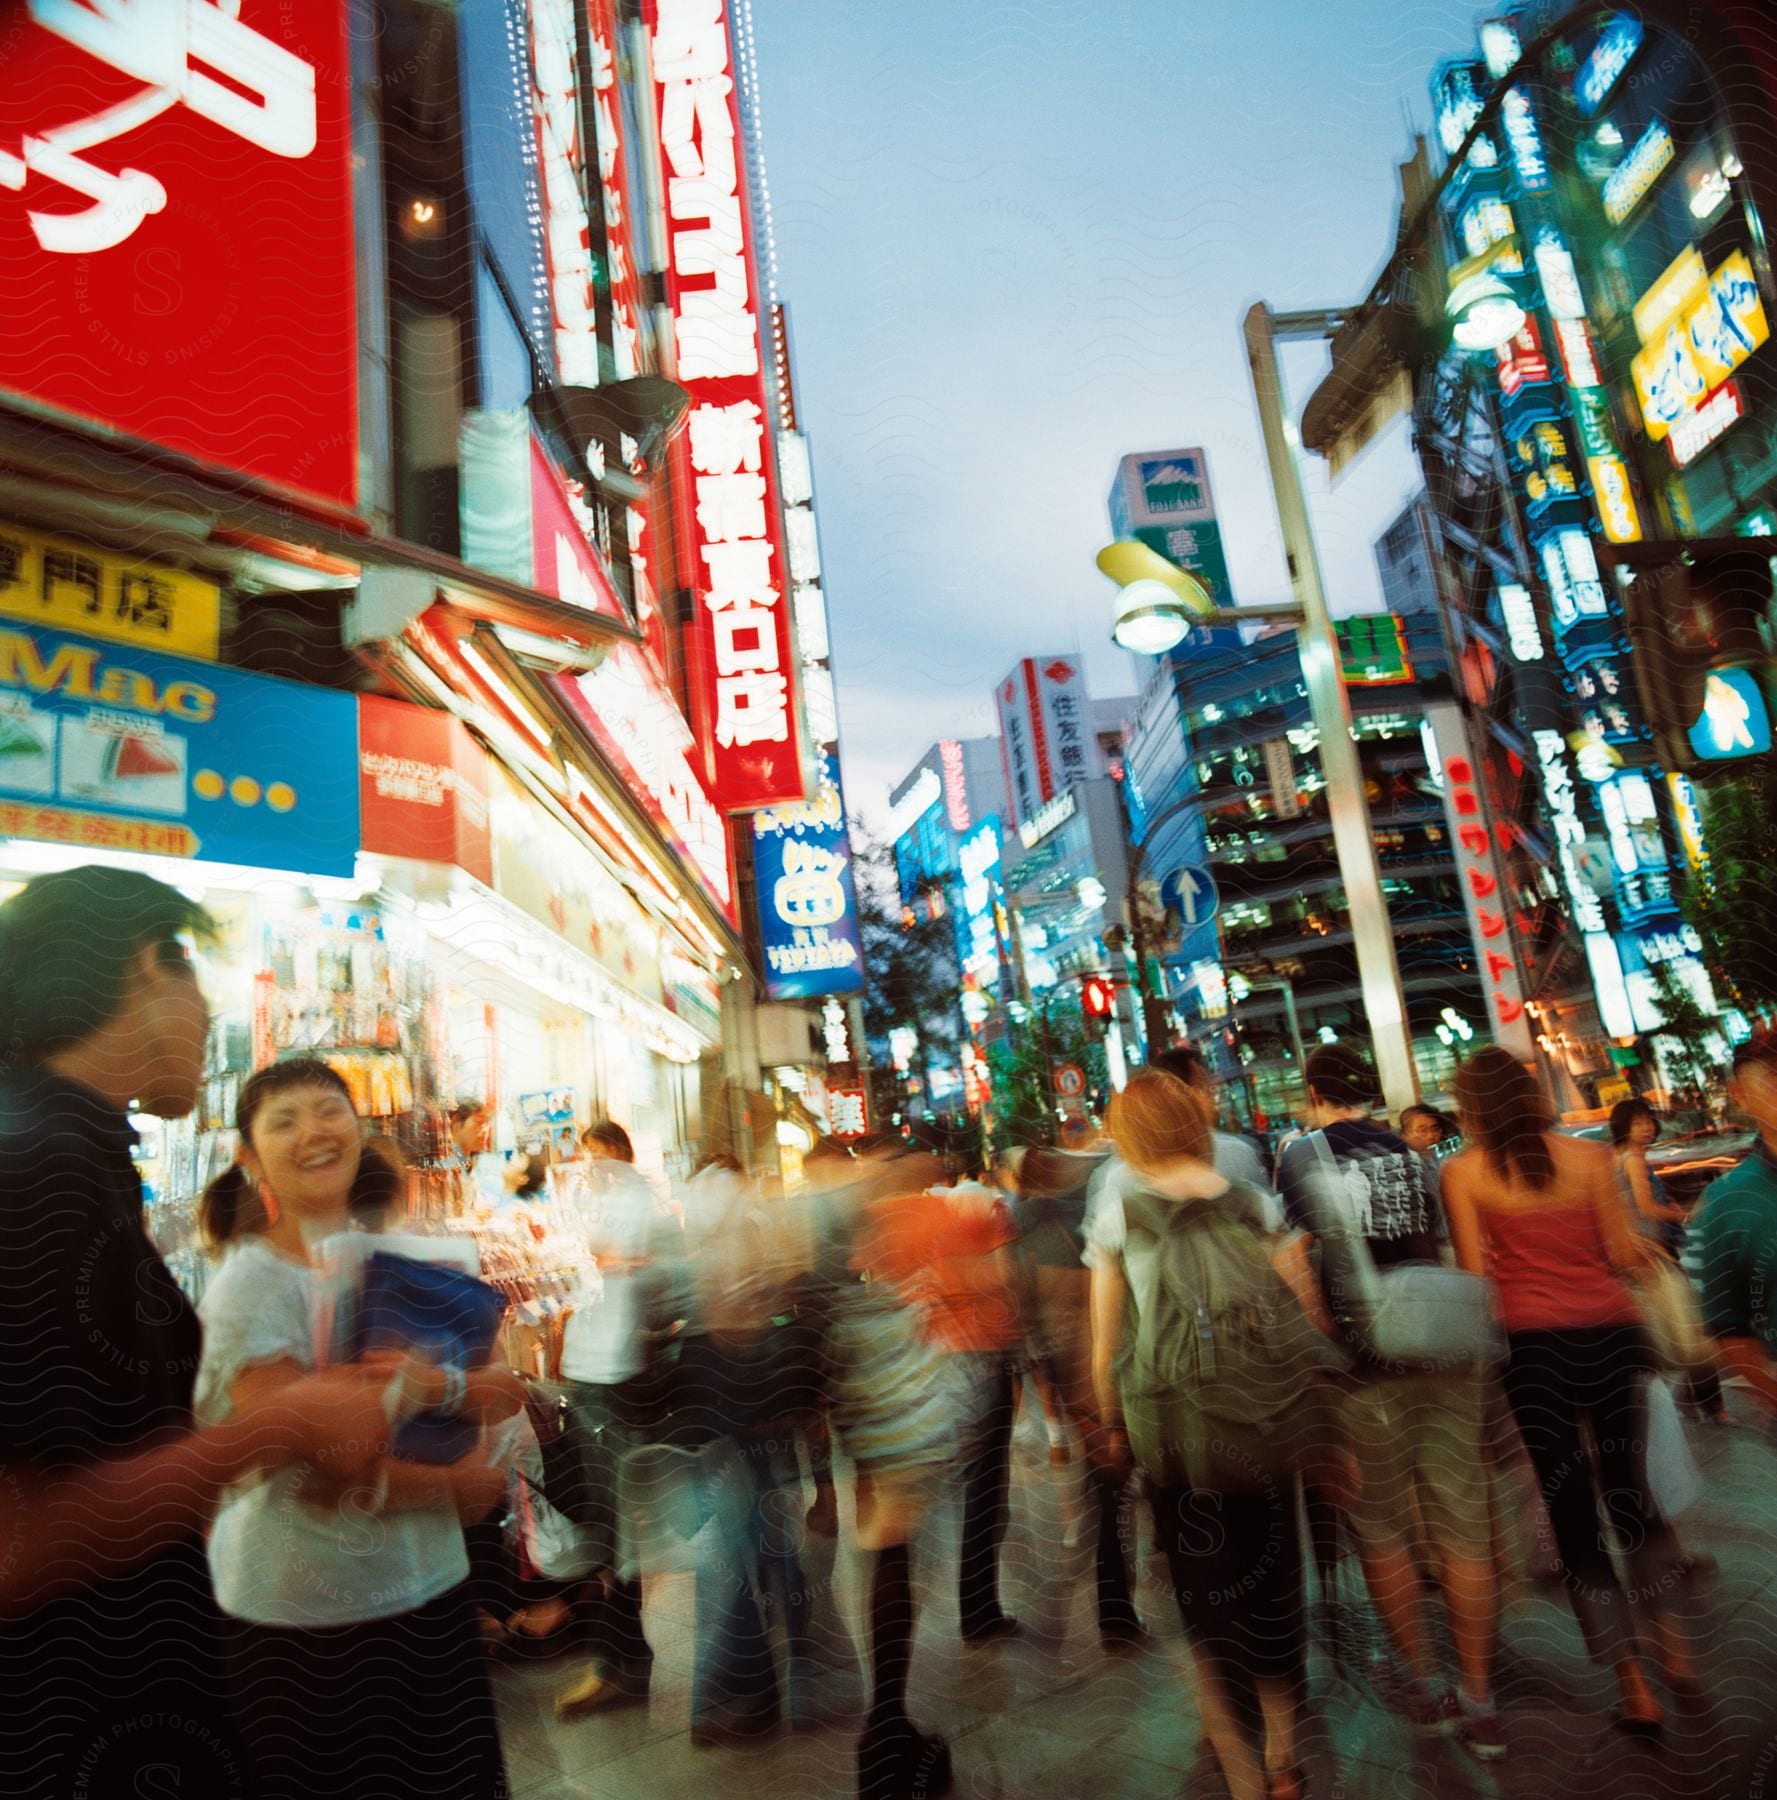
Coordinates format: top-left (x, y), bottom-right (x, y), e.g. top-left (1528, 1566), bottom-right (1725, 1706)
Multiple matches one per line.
top-left (1398, 1103), bottom-right (1457, 1161)
top-left (863, 1129), bottom-right (1025, 1643)
top-left (553, 1119), bottom-right (667, 1721)
top-left (1276, 1043), bottom-right (1502, 1757)
top-left (195, 1059), bottom-right (518, 1800)
top-left (1695, 1035), bottom-right (1777, 1411)
top-left (1610, 1099), bottom-right (1691, 1252)
top-left (1444, 1047), bottom-right (1699, 1734)
top-left (1014, 1145), bottom-right (1144, 1643)
top-left (1091, 1069), bottom-right (1349, 1800)
top-left (0, 868), bottom-right (395, 1800)
top-left (805, 1134), bottom-right (961, 1799)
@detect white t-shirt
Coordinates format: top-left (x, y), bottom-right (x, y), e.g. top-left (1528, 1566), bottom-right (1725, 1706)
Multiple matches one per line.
top-left (559, 1162), bottom-right (663, 1387)
top-left (194, 1237), bottom-right (468, 1627)
top-left (1082, 1135), bottom-right (1282, 1267)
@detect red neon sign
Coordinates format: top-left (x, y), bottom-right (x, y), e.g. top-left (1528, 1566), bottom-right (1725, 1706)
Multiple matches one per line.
top-left (643, 0), bottom-right (804, 812)
top-left (0, 2), bottom-right (359, 513)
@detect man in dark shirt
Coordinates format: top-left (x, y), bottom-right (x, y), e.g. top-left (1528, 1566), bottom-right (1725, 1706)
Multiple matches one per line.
top-left (0, 867), bottom-right (393, 1798)
top-left (1276, 1043), bottom-right (1501, 1755)
top-left (1695, 1034), bottom-right (1777, 1409)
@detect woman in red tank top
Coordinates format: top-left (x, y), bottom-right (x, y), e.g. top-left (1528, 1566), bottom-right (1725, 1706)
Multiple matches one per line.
top-left (1444, 1049), bottom-right (1701, 1736)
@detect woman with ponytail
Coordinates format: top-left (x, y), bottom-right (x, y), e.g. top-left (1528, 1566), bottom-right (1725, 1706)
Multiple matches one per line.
top-left (1444, 1047), bottom-right (1702, 1736)
top-left (194, 1059), bottom-right (518, 1799)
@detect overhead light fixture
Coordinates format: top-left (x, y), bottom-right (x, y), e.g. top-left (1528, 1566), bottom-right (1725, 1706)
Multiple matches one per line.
top-left (1097, 539), bottom-right (1216, 654)
top-left (487, 622), bottom-right (611, 674)
top-left (1447, 268), bottom-right (1527, 351)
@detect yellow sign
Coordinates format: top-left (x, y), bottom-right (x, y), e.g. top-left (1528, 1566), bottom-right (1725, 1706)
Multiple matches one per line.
top-left (1632, 249), bottom-right (1770, 442)
top-left (1587, 455), bottom-right (1642, 542)
top-left (0, 523), bottom-right (222, 661)
top-left (1690, 251), bottom-right (1768, 387)
top-left (1633, 246), bottom-right (1706, 345)
top-left (1667, 772), bottom-right (1708, 871)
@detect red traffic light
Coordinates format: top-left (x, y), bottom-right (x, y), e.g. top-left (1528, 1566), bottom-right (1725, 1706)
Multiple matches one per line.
top-left (1081, 977), bottom-right (1114, 1020)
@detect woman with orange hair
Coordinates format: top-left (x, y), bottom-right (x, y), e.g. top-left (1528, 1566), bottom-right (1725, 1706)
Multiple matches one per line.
top-left (1088, 1069), bottom-right (1347, 1800)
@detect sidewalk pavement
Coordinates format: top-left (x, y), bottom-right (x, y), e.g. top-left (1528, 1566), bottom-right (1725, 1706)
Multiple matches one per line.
top-left (493, 1387), bottom-right (1777, 1798)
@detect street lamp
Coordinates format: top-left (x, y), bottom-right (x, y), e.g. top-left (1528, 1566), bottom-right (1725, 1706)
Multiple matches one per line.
top-left (1096, 328), bottom-right (1425, 1115)
top-left (1445, 268), bottom-right (1526, 352)
top-left (1100, 541), bottom-right (1217, 654)
top-left (1241, 301), bottom-right (1420, 1116)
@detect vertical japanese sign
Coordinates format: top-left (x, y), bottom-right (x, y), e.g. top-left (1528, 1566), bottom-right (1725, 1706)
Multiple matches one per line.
top-left (644, 0), bottom-right (804, 810)
top-left (1106, 448), bottom-right (1235, 607)
top-left (1423, 703), bottom-right (1532, 1057)
top-left (749, 751), bottom-right (864, 1000)
top-left (0, 1), bottom-right (359, 512)
top-left (993, 655), bottom-right (1096, 827)
top-left (531, 0), bottom-right (600, 387)
top-left (585, 0), bottom-right (645, 382)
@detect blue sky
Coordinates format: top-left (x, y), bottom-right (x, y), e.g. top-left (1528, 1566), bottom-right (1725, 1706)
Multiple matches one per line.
top-left (750, 0), bottom-right (1489, 826)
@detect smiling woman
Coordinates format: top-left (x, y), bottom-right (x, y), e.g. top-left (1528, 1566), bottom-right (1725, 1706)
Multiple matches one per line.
top-left (192, 1057), bottom-right (515, 1799)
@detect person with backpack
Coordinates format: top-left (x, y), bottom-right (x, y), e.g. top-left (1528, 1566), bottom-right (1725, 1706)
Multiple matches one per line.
top-left (1274, 1042), bottom-right (1503, 1759)
top-left (1089, 1068), bottom-right (1349, 1800)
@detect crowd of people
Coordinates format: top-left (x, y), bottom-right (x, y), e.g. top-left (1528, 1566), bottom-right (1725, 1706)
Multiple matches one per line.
top-left (5, 861), bottom-right (1777, 1799)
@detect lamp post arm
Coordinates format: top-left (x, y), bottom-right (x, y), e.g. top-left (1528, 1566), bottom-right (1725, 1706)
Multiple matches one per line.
top-left (1244, 301), bottom-right (1419, 1115)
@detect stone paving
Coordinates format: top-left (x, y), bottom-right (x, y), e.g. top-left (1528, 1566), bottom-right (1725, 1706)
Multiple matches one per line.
top-left (492, 1389), bottom-right (1777, 1798)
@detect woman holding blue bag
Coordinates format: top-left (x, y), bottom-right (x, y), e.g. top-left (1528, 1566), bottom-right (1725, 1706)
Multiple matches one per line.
top-left (194, 1059), bottom-right (519, 1800)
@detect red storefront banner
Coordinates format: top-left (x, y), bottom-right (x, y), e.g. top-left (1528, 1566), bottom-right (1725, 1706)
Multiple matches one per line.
top-left (642, 0), bottom-right (805, 812)
top-left (530, 435), bottom-right (627, 619)
top-left (359, 694), bottom-right (494, 886)
top-left (0, 1), bottom-right (359, 513)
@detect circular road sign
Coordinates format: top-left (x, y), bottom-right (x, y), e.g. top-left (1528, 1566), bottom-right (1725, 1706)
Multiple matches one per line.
top-left (1052, 1062), bottom-right (1087, 1099)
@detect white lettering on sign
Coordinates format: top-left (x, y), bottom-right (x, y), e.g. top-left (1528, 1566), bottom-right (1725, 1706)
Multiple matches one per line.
top-left (1669, 381), bottom-right (1744, 467)
top-left (940, 738), bottom-right (970, 832)
top-left (687, 394), bottom-right (787, 746)
top-left (1498, 584), bottom-right (1544, 661)
top-left (531, 0), bottom-right (600, 387)
top-left (1535, 728), bottom-right (1608, 934)
top-left (1533, 230), bottom-right (1586, 322)
top-left (3, 0), bottom-right (319, 255)
top-left (654, 0), bottom-right (756, 380)
top-left (1500, 88), bottom-right (1549, 192)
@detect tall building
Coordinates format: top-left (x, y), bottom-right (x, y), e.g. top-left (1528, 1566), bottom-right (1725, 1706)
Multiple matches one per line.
top-left (1125, 608), bottom-right (1489, 1121)
top-left (1374, 498), bottom-right (1444, 615)
top-left (1393, 6), bottom-right (1772, 1100)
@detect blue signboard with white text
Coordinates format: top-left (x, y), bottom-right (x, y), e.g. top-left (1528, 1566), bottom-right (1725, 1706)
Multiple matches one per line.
top-left (0, 623), bottom-right (361, 874)
top-left (750, 750), bottom-right (865, 1001)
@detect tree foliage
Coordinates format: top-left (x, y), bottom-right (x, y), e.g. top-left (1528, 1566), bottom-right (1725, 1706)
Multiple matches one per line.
top-left (982, 1004), bottom-right (1111, 1152)
top-left (1683, 771), bottom-right (1777, 1023)
top-left (849, 829), bottom-right (962, 1119)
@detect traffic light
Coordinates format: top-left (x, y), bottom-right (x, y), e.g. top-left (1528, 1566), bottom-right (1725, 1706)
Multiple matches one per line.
top-left (1081, 976), bottom-right (1115, 1035)
top-left (1618, 540), bottom-right (1777, 777)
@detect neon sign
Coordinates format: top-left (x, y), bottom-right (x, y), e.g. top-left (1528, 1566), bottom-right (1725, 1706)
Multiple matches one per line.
top-left (532, 0), bottom-right (600, 387)
top-left (1632, 249), bottom-right (1770, 443)
top-left (1498, 584), bottom-right (1545, 661)
top-left (1501, 89), bottom-right (1550, 193)
top-left (1669, 381), bottom-right (1745, 466)
top-left (1603, 122), bottom-right (1674, 226)
top-left (1576, 15), bottom-right (1644, 116)
top-left (646, 0), bottom-right (803, 809)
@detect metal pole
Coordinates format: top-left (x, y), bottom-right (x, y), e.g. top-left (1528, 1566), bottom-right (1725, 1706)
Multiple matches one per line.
top-left (1244, 301), bottom-right (1420, 1115)
top-left (1123, 829), bottom-right (1170, 1055)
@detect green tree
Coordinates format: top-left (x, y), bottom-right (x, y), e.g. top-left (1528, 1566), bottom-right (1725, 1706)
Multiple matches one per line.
top-left (1645, 960), bottom-right (1727, 1092)
top-left (1682, 770), bottom-right (1777, 1024)
top-left (982, 1001), bottom-right (1110, 1152)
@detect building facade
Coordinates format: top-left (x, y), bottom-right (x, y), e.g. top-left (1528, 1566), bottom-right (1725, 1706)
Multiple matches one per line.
top-left (0, 0), bottom-right (865, 1287)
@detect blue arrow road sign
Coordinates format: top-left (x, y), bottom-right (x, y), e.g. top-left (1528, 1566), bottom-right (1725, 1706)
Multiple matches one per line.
top-left (1160, 864), bottom-right (1220, 927)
